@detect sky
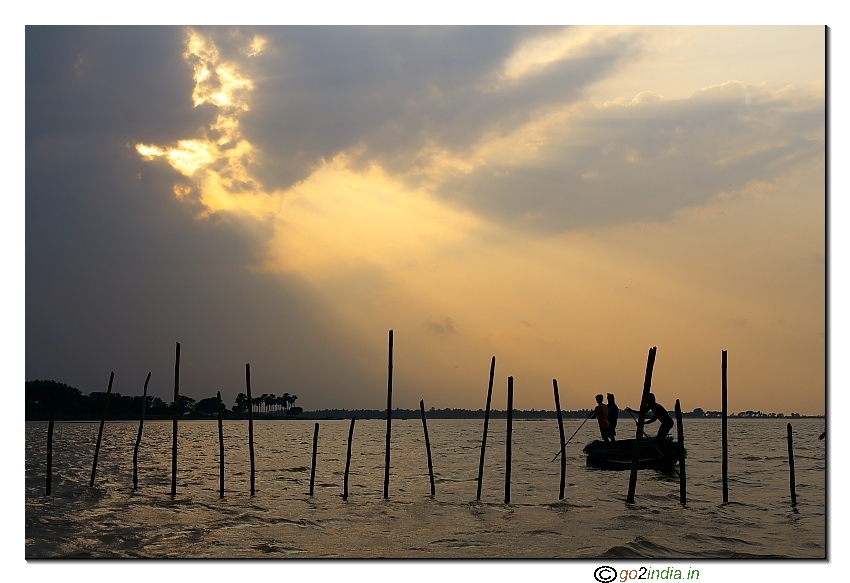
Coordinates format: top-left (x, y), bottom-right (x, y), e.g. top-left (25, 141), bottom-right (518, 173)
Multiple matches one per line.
top-left (25, 25), bottom-right (826, 415)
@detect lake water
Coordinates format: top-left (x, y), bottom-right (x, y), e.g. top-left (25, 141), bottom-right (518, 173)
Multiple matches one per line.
top-left (24, 418), bottom-right (825, 559)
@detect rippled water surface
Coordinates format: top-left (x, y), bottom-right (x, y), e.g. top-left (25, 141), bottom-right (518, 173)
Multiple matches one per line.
top-left (25, 418), bottom-right (825, 558)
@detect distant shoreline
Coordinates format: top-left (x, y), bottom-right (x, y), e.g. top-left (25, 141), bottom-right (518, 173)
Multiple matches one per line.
top-left (25, 410), bottom-right (825, 422)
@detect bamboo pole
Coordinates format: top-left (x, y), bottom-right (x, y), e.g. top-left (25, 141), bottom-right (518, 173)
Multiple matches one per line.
top-left (675, 398), bottom-right (686, 505)
top-left (46, 415), bottom-right (54, 496)
top-left (218, 391), bottom-right (225, 498)
top-left (384, 330), bottom-right (393, 499)
top-left (133, 372), bottom-right (151, 491)
top-left (553, 379), bottom-right (566, 500)
top-left (626, 347), bottom-right (657, 504)
top-left (505, 376), bottom-right (514, 504)
top-left (787, 423), bottom-right (797, 507)
top-left (722, 350), bottom-right (728, 504)
top-left (476, 356), bottom-right (496, 501)
top-left (90, 371), bottom-right (115, 487)
top-left (246, 363), bottom-right (255, 496)
top-left (309, 423), bottom-right (319, 497)
top-left (420, 399), bottom-right (435, 496)
top-left (343, 417), bottom-right (356, 501)
top-left (171, 342), bottom-right (180, 496)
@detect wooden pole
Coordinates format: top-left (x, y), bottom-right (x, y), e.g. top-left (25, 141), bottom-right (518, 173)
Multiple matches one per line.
top-left (787, 423), bottom-right (797, 507)
top-left (171, 342), bottom-right (180, 496)
top-left (343, 417), bottom-right (356, 501)
top-left (218, 391), bottom-right (225, 498)
top-left (309, 423), bottom-right (319, 497)
top-left (553, 379), bottom-right (566, 500)
top-left (46, 415), bottom-right (54, 496)
top-left (133, 372), bottom-right (151, 491)
top-left (420, 399), bottom-right (436, 496)
top-left (246, 363), bottom-right (256, 496)
top-left (505, 376), bottom-right (514, 504)
top-left (90, 371), bottom-right (115, 487)
top-left (384, 330), bottom-right (393, 499)
top-left (626, 347), bottom-right (657, 504)
top-left (675, 399), bottom-right (687, 505)
top-left (476, 356), bottom-right (496, 501)
top-left (722, 349), bottom-right (728, 504)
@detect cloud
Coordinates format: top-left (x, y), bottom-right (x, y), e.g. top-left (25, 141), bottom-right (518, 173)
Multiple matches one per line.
top-left (432, 80), bottom-right (824, 233)
top-left (426, 317), bottom-right (456, 335)
top-left (236, 26), bottom-right (643, 190)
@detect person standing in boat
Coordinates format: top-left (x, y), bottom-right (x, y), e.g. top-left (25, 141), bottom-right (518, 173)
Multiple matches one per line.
top-left (606, 393), bottom-right (619, 442)
top-left (589, 394), bottom-right (610, 442)
top-left (627, 393), bottom-right (673, 446)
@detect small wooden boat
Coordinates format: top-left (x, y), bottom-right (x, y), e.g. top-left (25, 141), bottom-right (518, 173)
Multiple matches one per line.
top-left (583, 437), bottom-right (685, 472)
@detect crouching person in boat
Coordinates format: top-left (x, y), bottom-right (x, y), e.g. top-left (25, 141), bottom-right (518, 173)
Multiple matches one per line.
top-left (589, 394), bottom-right (610, 442)
top-left (627, 393), bottom-right (673, 446)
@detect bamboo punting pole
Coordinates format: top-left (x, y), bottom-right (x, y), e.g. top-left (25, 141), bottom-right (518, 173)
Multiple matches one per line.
top-left (553, 379), bottom-right (566, 500)
top-left (246, 363), bottom-right (256, 496)
top-left (343, 417), bottom-right (356, 501)
top-left (171, 342), bottom-right (180, 496)
top-left (419, 399), bottom-right (436, 496)
top-left (309, 423), bottom-right (319, 497)
top-left (90, 371), bottom-right (115, 488)
top-left (787, 423), bottom-right (797, 507)
top-left (133, 372), bottom-right (151, 491)
top-left (46, 415), bottom-right (54, 496)
top-left (384, 330), bottom-right (393, 499)
top-left (675, 398), bottom-right (687, 505)
top-left (722, 350), bottom-right (728, 504)
top-left (626, 347), bottom-right (657, 504)
top-left (217, 391), bottom-right (225, 498)
top-left (476, 356), bottom-right (496, 501)
top-left (505, 376), bottom-right (514, 504)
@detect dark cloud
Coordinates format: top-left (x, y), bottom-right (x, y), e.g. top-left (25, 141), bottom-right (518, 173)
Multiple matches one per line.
top-left (26, 26), bottom-right (385, 408)
top-left (238, 26), bottom-right (638, 189)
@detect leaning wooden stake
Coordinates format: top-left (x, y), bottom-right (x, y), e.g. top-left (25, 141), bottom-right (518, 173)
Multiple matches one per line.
top-left (476, 356), bottom-right (496, 501)
top-left (309, 423), bottom-right (319, 497)
top-left (171, 342), bottom-right (180, 496)
top-left (343, 417), bottom-right (356, 501)
top-left (722, 349), bottom-right (728, 504)
top-left (46, 415), bottom-right (54, 496)
top-left (787, 423), bottom-right (797, 507)
top-left (553, 379), bottom-right (566, 501)
top-left (133, 372), bottom-right (151, 491)
top-left (246, 363), bottom-right (256, 496)
top-left (384, 330), bottom-right (393, 499)
top-left (626, 347), bottom-right (657, 504)
top-left (217, 391), bottom-right (225, 498)
top-left (90, 371), bottom-right (115, 487)
top-left (420, 399), bottom-right (436, 496)
top-left (505, 376), bottom-right (514, 504)
top-left (675, 398), bottom-right (687, 505)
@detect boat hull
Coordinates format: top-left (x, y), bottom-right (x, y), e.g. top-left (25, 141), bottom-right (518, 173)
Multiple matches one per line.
top-left (583, 437), bottom-right (684, 472)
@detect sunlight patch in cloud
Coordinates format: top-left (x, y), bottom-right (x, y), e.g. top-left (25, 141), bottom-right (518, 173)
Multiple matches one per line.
top-left (136, 28), bottom-right (277, 220)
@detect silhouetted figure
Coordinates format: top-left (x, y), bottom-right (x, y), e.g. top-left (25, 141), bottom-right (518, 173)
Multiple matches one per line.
top-left (606, 393), bottom-right (619, 442)
top-left (819, 430), bottom-right (825, 440)
top-left (644, 393), bottom-right (674, 445)
top-left (589, 394), bottom-right (610, 442)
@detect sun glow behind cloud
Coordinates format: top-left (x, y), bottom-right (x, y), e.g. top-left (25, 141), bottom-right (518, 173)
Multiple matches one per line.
top-left (136, 28), bottom-right (278, 220)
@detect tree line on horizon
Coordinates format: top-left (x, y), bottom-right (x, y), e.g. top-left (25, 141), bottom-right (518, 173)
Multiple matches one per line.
top-left (26, 379), bottom-right (817, 421)
top-left (25, 379), bottom-right (301, 421)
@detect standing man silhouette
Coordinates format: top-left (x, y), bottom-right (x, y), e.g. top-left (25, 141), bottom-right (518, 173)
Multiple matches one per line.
top-left (589, 394), bottom-right (610, 442)
top-left (606, 393), bottom-right (619, 442)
